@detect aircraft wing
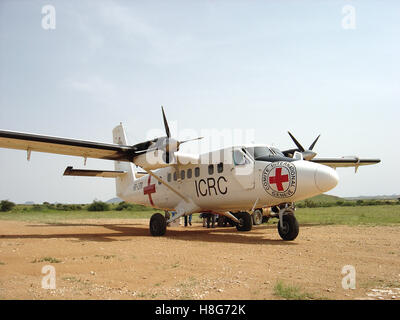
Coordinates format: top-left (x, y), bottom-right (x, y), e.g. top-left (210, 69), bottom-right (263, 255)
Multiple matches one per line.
top-left (310, 157), bottom-right (381, 168)
top-left (0, 129), bottom-right (136, 162)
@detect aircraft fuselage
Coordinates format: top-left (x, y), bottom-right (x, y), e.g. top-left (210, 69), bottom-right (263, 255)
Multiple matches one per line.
top-left (119, 146), bottom-right (339, 214)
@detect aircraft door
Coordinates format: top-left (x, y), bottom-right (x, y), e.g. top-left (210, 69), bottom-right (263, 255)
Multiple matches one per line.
top-left (232, 148), bottom-right (255, 189)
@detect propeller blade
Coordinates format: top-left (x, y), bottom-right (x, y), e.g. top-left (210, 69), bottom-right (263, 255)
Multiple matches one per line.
top-left (288, 131), bottom-right (305, 152)
top-left (309, 134), bottom-right (320, 150)
top-left (161, 106), bottom-right (171, 138)
top-left (163, 150), bottom-right (175, 164)
top-left (165, 150), bottom-right (170, 163)
top-left (178, 137), bottom-right (204, 146)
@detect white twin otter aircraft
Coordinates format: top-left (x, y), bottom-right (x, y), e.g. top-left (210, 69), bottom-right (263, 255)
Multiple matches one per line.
top-left (0, 107), bottom-right (380, 240)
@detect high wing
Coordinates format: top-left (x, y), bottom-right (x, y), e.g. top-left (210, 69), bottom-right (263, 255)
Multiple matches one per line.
top-left (282, 132), bottom-right (381, 169)
top-left (310, 157), bottom-right (381, 168)
top-left (0, 109), bottom-right (202, 169)
top-left (0, 129), bottom-right (136, 162)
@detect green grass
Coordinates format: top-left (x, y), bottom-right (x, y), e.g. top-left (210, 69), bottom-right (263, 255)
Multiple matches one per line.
top-left (31, 257), bottom-right (62, 263)
top-left (0, 208), bottom-right (154, 223)
top-left (295, 205), bottom-right (400, 226)
top-left (1, 204), bottom-right (400, 226)
top-left (360, 278), bottom-right (400, 289)
top-left (298, 194), bottom-right (343, 204)
top-left (273, 281), bottom-right (315, 300)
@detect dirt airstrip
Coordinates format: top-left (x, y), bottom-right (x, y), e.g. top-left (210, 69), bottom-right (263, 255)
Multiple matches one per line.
top-left (0, 219), bottom-right (399, 300)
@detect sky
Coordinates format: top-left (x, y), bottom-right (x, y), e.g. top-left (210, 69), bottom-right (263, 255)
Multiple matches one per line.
top-left (0, 0), bottom-right (399, 204)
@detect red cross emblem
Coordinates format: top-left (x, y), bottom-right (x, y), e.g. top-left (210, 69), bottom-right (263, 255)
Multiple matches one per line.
top-left (143, 175), bottom-right (156, 206)
top-left (269, 167), bottom-right (289, 191)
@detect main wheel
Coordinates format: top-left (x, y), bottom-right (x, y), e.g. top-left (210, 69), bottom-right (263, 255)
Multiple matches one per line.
top-left (252, 209), bottom-right (263, 225)
top-left (149, 213), bottom-right (167, 236)
top-left (277, 214), bottom-right (299, 241)
top-left (236, 212), bottom-right (253, 232)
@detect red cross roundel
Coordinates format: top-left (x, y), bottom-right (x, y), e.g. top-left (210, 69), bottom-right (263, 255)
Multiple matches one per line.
top-left (262, 162), bottom-right (297, 198)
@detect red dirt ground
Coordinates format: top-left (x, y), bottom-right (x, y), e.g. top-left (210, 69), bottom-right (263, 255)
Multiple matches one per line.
top-left (0, 219), bottom-right (399, 300)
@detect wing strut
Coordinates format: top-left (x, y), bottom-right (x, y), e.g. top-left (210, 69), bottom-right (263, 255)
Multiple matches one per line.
top-left (143, 169), bottom-right (189, 203)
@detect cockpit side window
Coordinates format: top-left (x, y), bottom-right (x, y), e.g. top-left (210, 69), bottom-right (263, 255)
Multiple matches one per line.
top-left (233, 149), bottom-right (248, 166)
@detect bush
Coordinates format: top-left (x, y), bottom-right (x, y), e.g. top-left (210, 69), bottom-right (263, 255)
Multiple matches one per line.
top-left (56, 204), bottom-right (82, 211)
top-left (0, 200), bottom-right (16, 212)
top-left (115, 201), bottom-right (134, 211)
top-left (87, 201), bottom-right (110, 212)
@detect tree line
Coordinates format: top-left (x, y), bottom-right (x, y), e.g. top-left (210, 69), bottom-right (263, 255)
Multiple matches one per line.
top-left (1, 198), bottom-right (399, 212)
top-left (0, 200), bottom-right (150, 212)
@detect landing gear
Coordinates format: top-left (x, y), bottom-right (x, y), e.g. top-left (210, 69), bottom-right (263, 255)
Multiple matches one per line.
top-left (252, 209), bottom-right (263, 225)
top-left (236, 211), bottom-right (253, 232)
top-left (277, 210), bottom-right (299, 241)
top-left (262, 216), bottom-right (270, 224)
top-left (149, 213), bottom-right (167, 236)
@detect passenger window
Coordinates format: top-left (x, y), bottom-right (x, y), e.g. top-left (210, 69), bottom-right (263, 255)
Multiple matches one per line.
top-left (233, 150), bottom-right (247, 165)
top-left (180, 170), bottom-right (185, 180)
top-left (173, 172), bottom-right (177, 181)
top-left (195, 167), bottom-right (200, 177)
top-left (208, 164), bottom-right (214, 175)
top-left (217, 163), bottom-right (223, 173)
top-left (187, 168), bottom-right (192, 179)
top-left (167, 173), bottom-right (171, 182)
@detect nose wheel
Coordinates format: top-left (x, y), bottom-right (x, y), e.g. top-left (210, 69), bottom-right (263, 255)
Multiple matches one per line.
top-left (277, 211), bottom-right (299, 241)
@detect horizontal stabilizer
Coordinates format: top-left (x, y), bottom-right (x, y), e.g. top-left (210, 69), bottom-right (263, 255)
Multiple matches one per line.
top-left (63, 166), bottom-right (126, 178)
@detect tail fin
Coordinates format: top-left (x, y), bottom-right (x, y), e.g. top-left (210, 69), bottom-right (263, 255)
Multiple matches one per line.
top-left (112, 123), bottom-right (136, 199)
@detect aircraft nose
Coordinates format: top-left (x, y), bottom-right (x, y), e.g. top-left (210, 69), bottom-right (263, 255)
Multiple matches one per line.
top-left (314, 165), bottom-right (339, 192)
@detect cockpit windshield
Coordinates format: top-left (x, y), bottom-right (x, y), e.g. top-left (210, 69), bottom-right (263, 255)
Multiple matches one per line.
top-left (245, 147), bottom-right (273, 159)
top-left (245, 146), bottom-right (285, 159)
top-left (270, 147), bottom-right (285, 157)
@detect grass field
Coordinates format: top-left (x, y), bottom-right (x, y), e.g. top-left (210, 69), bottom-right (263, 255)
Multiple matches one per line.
top-left (0, 205), bottom-right (399, 226)
top-left (295, 205), bottom-right (400, 226)
top-left (0, 208), bottom-right (154, 223)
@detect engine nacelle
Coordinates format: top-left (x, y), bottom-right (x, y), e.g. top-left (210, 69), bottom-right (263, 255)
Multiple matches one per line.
top-left (133, 150), bottom-right (175, 170)
top-left (133, 151), bottom-right (200, 171)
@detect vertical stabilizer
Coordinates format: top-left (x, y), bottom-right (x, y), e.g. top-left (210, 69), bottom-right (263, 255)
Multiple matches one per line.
top-left (112, 124), bottom-right (136, 199)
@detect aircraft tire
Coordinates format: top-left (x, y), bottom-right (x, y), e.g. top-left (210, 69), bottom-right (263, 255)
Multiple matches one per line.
top-left (252, 209), bottom-right (263, 225)
top-left (277, 214), bottom-right (299, 241)
top-left (149, 213), bottom-right (167, 236)
top-left (236, 212), bottom-right (252, 232)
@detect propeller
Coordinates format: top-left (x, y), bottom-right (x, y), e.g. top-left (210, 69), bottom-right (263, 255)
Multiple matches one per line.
top-left (161, 106), bottom-right (171, 138)
top-left (284, 131), bottom-right (320, 160)
top-left (133, 106), bottom-right (203, 164)
top-left (161, 106), bottom-right (204, 163)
